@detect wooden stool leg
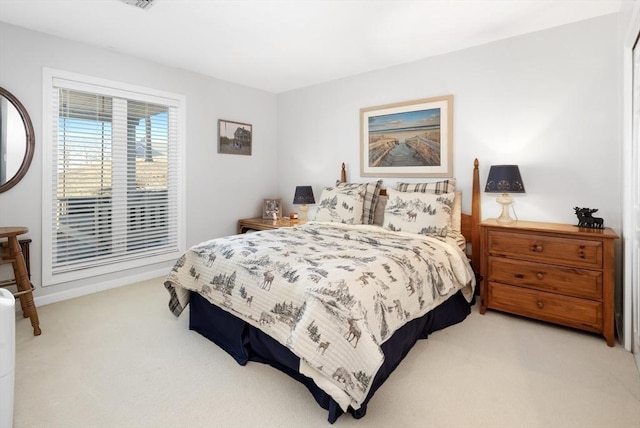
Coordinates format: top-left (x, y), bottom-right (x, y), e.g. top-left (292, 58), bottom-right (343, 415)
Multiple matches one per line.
top-left (17, 288), bottom-right (29, 318)
top-left (8, 236), bottom-right (41, 336)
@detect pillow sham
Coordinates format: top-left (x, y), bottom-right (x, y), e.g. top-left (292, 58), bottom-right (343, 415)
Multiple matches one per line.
top-left (396, 178), bottom-right (456, 195)
top-left (376, 191), bottom-right (461, 234)
top-left (447, 191), bottom-right (466, 250)
top-left (382, 188), bottom-right (454, 237)
top-left (335, 179), bottom-right (382, 225)
top-left (314, 184), bottom-right (366, 224)
top-left (450, 190), bottom-right (462, 234)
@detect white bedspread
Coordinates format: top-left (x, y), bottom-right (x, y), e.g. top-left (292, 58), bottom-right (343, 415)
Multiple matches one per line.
top-left (165, 222), bottom-right (474, 410)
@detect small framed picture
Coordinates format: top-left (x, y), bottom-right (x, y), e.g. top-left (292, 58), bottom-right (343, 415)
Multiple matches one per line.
top-left (218, 119), bottom-right (252, 155)
top-left (263, 198), bottom-right (282, 219)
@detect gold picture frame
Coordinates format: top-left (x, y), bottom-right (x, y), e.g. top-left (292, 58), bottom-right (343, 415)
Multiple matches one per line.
top-left (360, 95), bottom-right (453, 177)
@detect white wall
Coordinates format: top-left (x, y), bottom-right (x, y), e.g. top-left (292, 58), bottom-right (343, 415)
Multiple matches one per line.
top-left (0, 23), bottom-right (278, 301)
top-left (277, 14), bottom-right (621, 233)
top-left (0, 14), bottom-right (624, 307)
top-left (277, 13), bottom-right (625, 334)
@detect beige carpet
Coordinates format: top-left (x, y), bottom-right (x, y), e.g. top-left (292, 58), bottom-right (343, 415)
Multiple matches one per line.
top-left (12, 278), bottom-right (640, 428)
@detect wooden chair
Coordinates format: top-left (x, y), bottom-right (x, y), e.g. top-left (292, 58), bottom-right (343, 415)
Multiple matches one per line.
top-left (0, 227), bottom-right (41, 336)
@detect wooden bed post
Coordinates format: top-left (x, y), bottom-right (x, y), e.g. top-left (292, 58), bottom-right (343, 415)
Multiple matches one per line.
top-left (471, 158), bottom-right (481, 271)
top-left (340, 162), bottom-right (347, 183)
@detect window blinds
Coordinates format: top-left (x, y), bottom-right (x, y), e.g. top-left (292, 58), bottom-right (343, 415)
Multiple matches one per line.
top-left (45, 73), bottom-right (184, 284)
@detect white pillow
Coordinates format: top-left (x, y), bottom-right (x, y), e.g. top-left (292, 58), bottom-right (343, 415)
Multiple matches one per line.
top-left (382, 188), bottom-right (454, 236)
top-left (376, 191), bottom-right (461, 234)
top-left (314, 184), bottom-right (366, 224)
top-left (450, 190), bottom-right (462, 234)
top-left (447, 191), bottom-right (466, 250)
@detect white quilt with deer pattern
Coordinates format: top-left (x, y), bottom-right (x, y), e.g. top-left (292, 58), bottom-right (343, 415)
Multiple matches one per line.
top-left (165, 222), bottom-right (474, 411)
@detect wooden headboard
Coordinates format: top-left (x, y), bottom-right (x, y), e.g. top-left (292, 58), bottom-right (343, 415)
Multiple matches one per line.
top-left (339, 159), bottom-right (481, 268)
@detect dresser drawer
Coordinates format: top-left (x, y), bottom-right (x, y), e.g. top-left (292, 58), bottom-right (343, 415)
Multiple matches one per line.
top-left (487, 282), bottom-right (603, 332)
top-left (488, 257), bottom-right (602, 300)
top-left (487, 230), bottom-right (602, 269)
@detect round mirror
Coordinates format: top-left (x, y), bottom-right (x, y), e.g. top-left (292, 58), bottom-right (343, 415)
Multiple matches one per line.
top-left (0, 87), bottom-right (34, 193)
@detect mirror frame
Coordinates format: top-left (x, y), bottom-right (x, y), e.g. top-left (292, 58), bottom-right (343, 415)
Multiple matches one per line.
top-left (0, 87), bottom-right (35, 193)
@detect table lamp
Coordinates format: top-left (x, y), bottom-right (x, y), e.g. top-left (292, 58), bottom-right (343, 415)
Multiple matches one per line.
top-left (293, 186), bottom-right (315, 223)
top-left (485, 165), bottom-right (525, 225)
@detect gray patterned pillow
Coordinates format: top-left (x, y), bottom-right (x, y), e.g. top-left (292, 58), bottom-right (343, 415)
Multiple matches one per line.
top-left (314, 184), bottom-right (366, 224)
top-left (336, 180), bottom-right (382, 225)
top-left (396, 179), bottom-right (456, 195)
top-left (382, 189), bottom-right (454, 236)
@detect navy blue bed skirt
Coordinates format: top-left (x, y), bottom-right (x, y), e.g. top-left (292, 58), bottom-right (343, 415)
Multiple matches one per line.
top-left (189, 290), bottom-right (473, 423)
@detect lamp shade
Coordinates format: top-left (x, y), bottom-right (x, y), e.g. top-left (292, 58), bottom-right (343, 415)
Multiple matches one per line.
top-left (485, 165), bottom-right (525, 193)
top-left (293, 186), bottom-right (315, 204)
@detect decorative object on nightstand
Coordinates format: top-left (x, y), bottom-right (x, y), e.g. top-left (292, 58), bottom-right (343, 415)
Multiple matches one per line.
top-left (484, 164), bottom-right (525, 225)
top-left (573, 207), bottom-right (604, 228)
top-left (263, 198), bottom-right (282, 220)
top-left (293, 186), bottom-right (315, 223)
top-left (480, 219), bottom-right (618, 346)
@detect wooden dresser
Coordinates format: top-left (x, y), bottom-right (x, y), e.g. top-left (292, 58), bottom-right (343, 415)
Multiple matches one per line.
top-left (480, 219), bottom-right (618, 346)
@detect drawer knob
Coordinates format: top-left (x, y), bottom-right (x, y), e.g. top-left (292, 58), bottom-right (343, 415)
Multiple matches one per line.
top-left (536, 272), bottom-right (544, 280)
top-left (532, 244), bottom-right (543, 252)
top-left (536, 301), bottom-right (544, 309)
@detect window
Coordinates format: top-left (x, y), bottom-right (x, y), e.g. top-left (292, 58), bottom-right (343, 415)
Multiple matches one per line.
top-left (43, 69), bottom-right (185, 285)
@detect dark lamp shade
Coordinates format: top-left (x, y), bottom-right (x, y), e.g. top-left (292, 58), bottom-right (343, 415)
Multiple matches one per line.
top-left (485, 165), bottom-right (525, 193)
top-left (293, 186), bottom-right (315, 204)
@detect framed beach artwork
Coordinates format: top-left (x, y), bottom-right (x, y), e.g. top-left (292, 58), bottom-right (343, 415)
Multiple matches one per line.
top-left (360, 95), bottom-right (453, 177)
top-left (218, 119), bottom-right (252, 155)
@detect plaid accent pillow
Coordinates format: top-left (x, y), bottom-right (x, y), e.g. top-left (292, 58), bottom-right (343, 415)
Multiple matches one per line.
top-left (396, 179), bottom-right (456, 195)
top-left (373, 194), bottom-right (388, 226)
top-left (336, 180), bottom-right (382, 225)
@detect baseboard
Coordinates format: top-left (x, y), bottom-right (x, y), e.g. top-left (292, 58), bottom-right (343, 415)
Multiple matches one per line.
top-left (615, 311), bottom-right (627, 350)
top-left (33, 268), bottom-right (168, 307)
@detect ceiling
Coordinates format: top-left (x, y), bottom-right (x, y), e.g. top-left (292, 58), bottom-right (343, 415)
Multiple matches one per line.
top-left (0, 0), bottom-right (623, 93)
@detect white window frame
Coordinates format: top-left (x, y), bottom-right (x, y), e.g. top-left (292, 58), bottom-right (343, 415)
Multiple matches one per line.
top-left (42, 68), bottom-right (186, 286)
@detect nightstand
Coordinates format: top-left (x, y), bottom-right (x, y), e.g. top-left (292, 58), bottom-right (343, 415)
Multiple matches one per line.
top-left (480, 219), bottom-right (618, 346)
top-left (237, 217), bottom-right (297, 234)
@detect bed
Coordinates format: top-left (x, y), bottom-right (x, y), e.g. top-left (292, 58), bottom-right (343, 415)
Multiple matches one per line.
top-left (165, 159), bottom-right (481, 423)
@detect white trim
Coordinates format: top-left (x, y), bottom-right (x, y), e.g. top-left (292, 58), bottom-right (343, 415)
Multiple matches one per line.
top-left (622, 2), bottom-right (640, 358)
top-left (42, 68), bottom-right (54, 285)
top-left (41, 67), bottom-right (187, 286)
top-left (45, 252), bottom-right (181, 286)
top-left (33, 269), bottom-right (169, 307)
top-left (49, 68), bottom-right (184, 106)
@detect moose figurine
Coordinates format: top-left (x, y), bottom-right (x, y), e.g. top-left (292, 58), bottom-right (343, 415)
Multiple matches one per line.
top-left (573, 207), bottom-right (604, 229)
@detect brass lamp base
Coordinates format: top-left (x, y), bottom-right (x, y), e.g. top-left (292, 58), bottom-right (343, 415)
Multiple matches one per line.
top-left (299, 204), bottom-right (309, 223)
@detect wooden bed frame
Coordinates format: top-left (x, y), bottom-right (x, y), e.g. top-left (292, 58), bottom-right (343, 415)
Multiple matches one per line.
top-left (340, 158), bottom-right (481, 269)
